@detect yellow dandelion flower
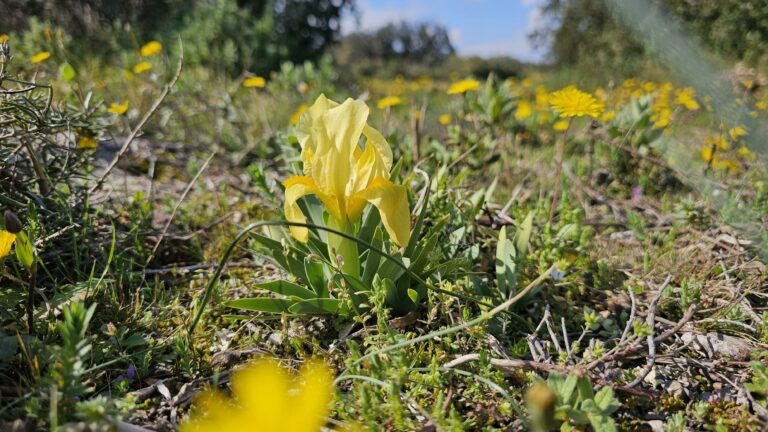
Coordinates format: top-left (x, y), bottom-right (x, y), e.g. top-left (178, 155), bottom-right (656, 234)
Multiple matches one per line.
top-left (0, 231), bottom-right (16, 259)
top-left (290, 103), bottom-right (308, 125)
top-left (140, 41), bottom-right (162, 57)
top-left (180, 358), bottom-right (332, 432)
top-left (108, 102), bottom-right (129, 115)
top-left (700, 146), bottom-right (713, 162)
top-left (132, 62), bottom-right (152, 74)
top-left (77, 136), bottom-right (98, 149)
top-left (243, 76), bottom-right (266, 88)
top-left (600, 110), bottom-right (616, 122)
top-left (0, 34), bottom-right (9, 44)
top-left (447, 79), bottom-right (479, 95)
top-left (553, 120), bottom-right (569, 132)
top-left (674, 87), bottom-right (699, 110)
top-left (376, 96), bottom-right (404, 109)
top-left (31, 51), bottom-right (51, 64)
top-left (548, 86), bottom-right (605, 118)
top-left (515, 100), bottom-right (533, 121)
top-left (439, 114), bottom-right (451, 125)
top-left (728, 126), bottom-right (747, 140)
top-left (705, 135), bottom-right (729, 151)
top-left (738, 146), bottom-right (757, 160)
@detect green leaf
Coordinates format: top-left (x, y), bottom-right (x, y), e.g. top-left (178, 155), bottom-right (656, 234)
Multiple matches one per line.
top-left (515, 211), bottom-right (534, 256)
top-left (256, 280), bottom-right (316, 300)
top-left (362, 227), bottom-right (384, 286)
top-left (407, 288), bottom-right (419, 304)
top-left (59, 62), bottom-right (76, 82)
top-left (288, 298), bottom-right (340, 314)
top-left (495, 226), bottom-right (517, 297)
top-left (14, 231), bottom-right (35, 269)
top-left (224, 298), bottom-right (296, 313)
top-left (303, 259), bottom-right (327, 297)
top-left (593, 387), bottom-right (620, 414)
top-left (0, 333), bottom-right (18, 361)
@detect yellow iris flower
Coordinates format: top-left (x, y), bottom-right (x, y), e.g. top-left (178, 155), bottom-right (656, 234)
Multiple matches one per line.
top-left (0, 231), bottom-right (16, 259)
top-left (180, 358), bottom-right (332, 432)
top-left (284, 95), bottom-right (410, 248)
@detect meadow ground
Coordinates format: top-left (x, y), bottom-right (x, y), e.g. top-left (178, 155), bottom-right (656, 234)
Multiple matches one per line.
top-left (2, 36), bottom-right (768, 432)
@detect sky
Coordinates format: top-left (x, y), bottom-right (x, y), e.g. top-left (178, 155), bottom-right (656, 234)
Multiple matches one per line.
top-left (341, 0), bottom-right (546, 62)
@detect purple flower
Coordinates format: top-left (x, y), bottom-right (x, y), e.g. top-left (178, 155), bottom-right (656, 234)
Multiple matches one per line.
top-left (631, 186), bottom-right (642, 203)
top-left (126, 363), bottom-right (137, 380)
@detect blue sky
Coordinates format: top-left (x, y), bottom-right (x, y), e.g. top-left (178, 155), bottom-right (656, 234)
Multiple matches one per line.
top-left (341, 0), bottom-right (546, 62)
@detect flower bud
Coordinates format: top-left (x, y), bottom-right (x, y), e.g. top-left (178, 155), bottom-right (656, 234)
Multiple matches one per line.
top-left (4, 210), bottom-right (22, 234)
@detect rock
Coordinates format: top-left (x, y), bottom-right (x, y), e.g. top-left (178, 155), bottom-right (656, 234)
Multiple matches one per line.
top-left (680, 332), bottom-right (753, 360)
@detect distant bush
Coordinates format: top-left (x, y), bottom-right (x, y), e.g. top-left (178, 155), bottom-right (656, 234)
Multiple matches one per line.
top-left (2, 0), bottom-right (354, 75)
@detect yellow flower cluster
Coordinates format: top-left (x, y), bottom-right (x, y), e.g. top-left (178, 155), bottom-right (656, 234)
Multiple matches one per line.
top-left (699, 125), bottom-right (755, 173)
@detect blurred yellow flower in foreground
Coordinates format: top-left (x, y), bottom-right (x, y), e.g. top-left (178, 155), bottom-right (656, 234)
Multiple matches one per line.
top-left (447, 79), bottom-right (479, 95)
top-left (284, 95), bottom-right (411, 247)
top-left (0, 231), bottom-right (16, 259)
top-left (553, 120), bottom-right (569, 132)
top-left (705, 135), bottom-right (729, 151)
top-left (140, 41), bottom-right (162, 57)
top-left (549, 86), bottom-right (604, 118)
top-left (700, 146), bottom-right (714, 162)
top-left (438, 114), bottom-right (451, 125)
top-left (132, 62), bottom-right (152, 74)
top-left (738, 145), bottom-right (757, 160)
top-left (31, 51), bottom-right (51, 64)
top-left (108, 102), bottom-right (129, 115)
top-left (290, 103), bottom-right (308, 125)
top-left (376, 96), bottom-right (404, 109)
top-left (0, 35), bottom-right (9, 44)
top-left (243, 76), bottom-right (266, 88)
top-left (181, 358), bottom-right (332, 432)
top-left (77, 136), bottom-right (98, 149)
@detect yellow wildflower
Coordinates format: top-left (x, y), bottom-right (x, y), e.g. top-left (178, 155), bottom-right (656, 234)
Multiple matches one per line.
top-left (447, 79), bottom-right (479, 95)
top-left (700, 146), bottom-right (713, 162)
top-left (600, 110), bottom-right (616, 122)
top-left (674, 87), bottom-right (699, 110)
top-left (77, 136), bottom-right (98, 149)
top-left (750, 111), bottom-right (759, 118)
top-left (180, 358), bottom-right (332, 432)
top-left (0, 231), bottom-right (16, 259)
top-left (705, 135), bottom-right (729, 151)
top-left (376, 96), bottom-right (404, 109)
top-left (0, 35), bottom-right (9, 44)
top-left (738, 146), bottom-right (757, 160)
top-left (438, 114), bottom-right (451, 125)
top-left (711, 158), bottom-right (740, 172)
top-left (728, 126), bottom-right (747, 140)
top-left (521, 77), bottom-right (534, 88)
top-left (548, 86), bottom-right (605, 118)
top-left (290, 103), bottom-right (308, 125)
top-left (31, 51), bottom-right (51, 64)
top-left (132, 62), bottom-right (152, 74)
top-left (140, 41), bottom-right (162, 57)
top-left (756, 100), bottom-right (767, 110)
top-left (284, 95), bottom-right (411, 247)
top-left (553, 120), bottom-right (569, 132)
top-left (515, 101), bottom-right (532, 121)
top-left (108, 102), bottom-right (129, 115)
top-left (243, 76), bottom-right (266, 88)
